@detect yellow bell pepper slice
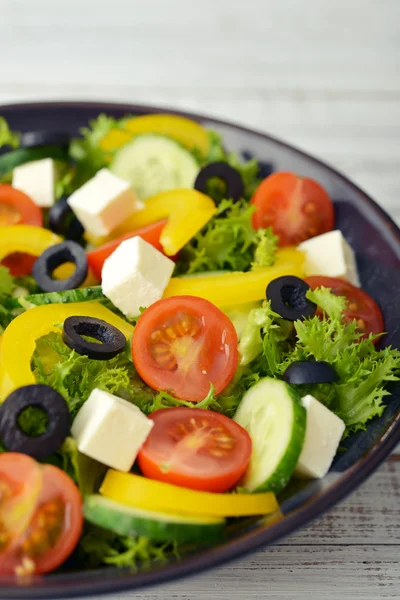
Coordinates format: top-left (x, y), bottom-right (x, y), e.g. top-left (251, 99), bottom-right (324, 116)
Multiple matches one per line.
top-left (91, 189), bottom-right (217, 256)
top-left (163, 248), bottom-right (305, 307)
top-left (101, 471), bottom-right (279, 517)
top-left (0, 302), bottom-right (133, 401)
top-left (100, 114), bottom-right (209, 157)
top-left (0, 225), bottom-right (62, 260)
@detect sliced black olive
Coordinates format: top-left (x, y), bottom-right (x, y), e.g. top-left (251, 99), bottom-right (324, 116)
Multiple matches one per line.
top-left (0, 384), bottom-right (70, 460)
top-left (283, 361), bottom-right (338, 385)
top-left (266, 276), bottom-right (317, 321)
top-left (194, 162), bottom-right (244, 203)
top-left (63, 316), bottom-right (127, 360)
top-left (48, 196), bottom-right (84, 242)
top-left (33, 241), bottom-right (88, 292)
top-left (20, 130), bottom-right (71, 150)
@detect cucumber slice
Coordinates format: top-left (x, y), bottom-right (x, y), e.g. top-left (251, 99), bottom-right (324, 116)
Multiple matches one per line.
top-left (4, 286), bottom-right (104, 310)
top-left (234, 377), bottom-right (306, 493)
top-left (0, 146), bottom-right (68, 177)
top-left (84, 495), bottom-right (225, 544)
top-left (110, 134), bottom-right (200, 201)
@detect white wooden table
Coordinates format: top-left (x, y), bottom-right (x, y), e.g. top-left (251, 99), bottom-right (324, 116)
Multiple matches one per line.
top-left (0, 1), bottom-right (399, 598)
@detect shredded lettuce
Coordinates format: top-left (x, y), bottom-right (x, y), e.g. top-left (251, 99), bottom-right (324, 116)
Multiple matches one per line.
top-left (177, 200), bottom-right (277, 274)
top-left (241, 287), bottom-right (400, 435)
top-left (32, 332), bottom-right (137, 418)
top-left (77, 524), bottom-right (179, 570)
top-left (0, 117), bottom-right (19, 150)
top-left (69, 114), bottom-right (123, 185)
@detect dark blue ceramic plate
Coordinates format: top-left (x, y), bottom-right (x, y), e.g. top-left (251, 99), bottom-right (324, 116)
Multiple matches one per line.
top-left (1, 102), bottom-right (399, 599)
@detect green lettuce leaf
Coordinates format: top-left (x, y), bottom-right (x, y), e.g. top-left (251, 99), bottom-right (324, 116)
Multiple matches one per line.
top-left (177, 200), bottom-right (277, 274)
top-left (0, 265), bottom-right (15, 297)
top-left (0, 117), bottom-right (19, 149)
top-left (77, 523), bottom-right (179, 570)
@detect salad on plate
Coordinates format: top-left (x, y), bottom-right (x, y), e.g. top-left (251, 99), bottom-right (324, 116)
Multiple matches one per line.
top-left (0, 112), bottom-right (398, 577)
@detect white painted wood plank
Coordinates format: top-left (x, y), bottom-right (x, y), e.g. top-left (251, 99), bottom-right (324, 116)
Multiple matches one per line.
top-left (119, 547), bottom-right (399, 600)
top-left (0, 0), bottom-right (399, 92)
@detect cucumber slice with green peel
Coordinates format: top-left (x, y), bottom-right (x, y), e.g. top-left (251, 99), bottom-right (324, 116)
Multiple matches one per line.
top-left (4, 286), bottom-right (105, 310)
top-left (0, 146), bottom-right (69, 177)
top-left (234, 377), bottom-right (306, 494)
top-left (84, 495), bottom-right (225, 544)
top-left (110, 134), bottom-right (200, 201)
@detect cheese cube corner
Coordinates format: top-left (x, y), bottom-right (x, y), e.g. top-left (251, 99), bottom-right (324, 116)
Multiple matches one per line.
top-left (71, 388), bottom-right (154, 472)
top-left (101, 236), bottom-right (175, 318)
top-left (298, 230), bottom-right (360, 287)
top-left (295, 394), bottom-right (345, 479)
top-left (67, 168), bottom-right (138, 237)
top-left (12, 158), bottom-right (56, 208)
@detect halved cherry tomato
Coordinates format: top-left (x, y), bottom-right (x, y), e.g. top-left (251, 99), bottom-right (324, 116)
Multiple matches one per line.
top-left (251, 172), bottom-right (334, 246)
top-left (0, 453), bottom-right (83, 576)
top-left (305, 276), bottom-right (384, 342)
top-left (138, 408), bottom-right (252, 493)
top-left (0, 185), bottom-right (43, 276)
top-left (131, 296), bottom-right (239, 402)
top-left (0, 185), bottom-right (43, 228)
top-left (87, 220), bottom-right (168, 281)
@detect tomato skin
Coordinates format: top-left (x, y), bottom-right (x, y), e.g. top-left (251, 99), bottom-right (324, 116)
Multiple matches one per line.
top-left (138, 408), bottom-right (252, 493)
top-left (251, 172), bottom-right (334, 246)
top-left (87, 220), bottom-right (168, 281)
top-left (0, 453), bottom-right (83, 576)
top-left (0, 185), bottom-right (43, 276)
top-left (305, 276), bottom-right (384, 342)
top-left (0, 185), bottom-right (43, 228)
top-left (131, 295), bottom-right (239, 402)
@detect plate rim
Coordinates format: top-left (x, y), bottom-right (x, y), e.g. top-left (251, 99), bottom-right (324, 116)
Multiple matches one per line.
top-left (0, 100), bottom-right (399, 598)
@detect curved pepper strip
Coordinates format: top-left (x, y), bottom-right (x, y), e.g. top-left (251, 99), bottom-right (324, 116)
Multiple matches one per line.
top-left (101, 471), bottom-right (279, 517)
top-left (0, 225), bottom-right (62, 260)
top-left (100, 114), bottom-right (210, 156)
top-left (163, 247), bottom-right (305, 307)
top-left (0, 302), bottom-right (133, 401)
top-left (90, 189), bottom-right (217, 256)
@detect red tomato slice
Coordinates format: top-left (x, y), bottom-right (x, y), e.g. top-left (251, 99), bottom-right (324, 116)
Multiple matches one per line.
top-left (0, 185), bottom-right (43, 276)
top-left (0, 185), bottom-right (43, 228)
top-left (131, 295), bottom-right (239, 402)
top-left (306, 276), bottom-right (384, 342)
top-left (138, 408), bottom-right (252, 492)
top-left (0, 453), bottom-right (83, 576)
top-left (251, 172), bottom-right (334, 246)
top-left (87, 220), bottom-right (169, 281)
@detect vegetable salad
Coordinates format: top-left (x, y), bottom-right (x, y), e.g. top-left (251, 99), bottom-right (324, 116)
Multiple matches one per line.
top-left (0, 113), bottom-right (399, 577)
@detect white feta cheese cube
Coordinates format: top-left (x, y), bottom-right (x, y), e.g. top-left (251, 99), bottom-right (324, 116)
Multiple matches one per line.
top-left (101, 236), bottom-right (175, 318)
top-left (67, 168), bottom-right (138, 237)
top-left (71, 388), bottom-right (154, 472)
top-left (298, 230), bottom-right (360, 286)
top-left (12, 158), bottom-right (55, 208)
top-left (295, 394), bottom-right (345, 479)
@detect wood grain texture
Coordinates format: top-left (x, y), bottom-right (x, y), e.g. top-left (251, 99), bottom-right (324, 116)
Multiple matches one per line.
top-left (0, 1), bottom-right (399, 597)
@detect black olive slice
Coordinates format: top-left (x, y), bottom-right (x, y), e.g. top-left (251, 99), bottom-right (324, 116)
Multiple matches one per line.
top-left (0, 384), bottom-right (70, 459)
top-left (20, 130), bottom-right (71, 150)
top-left (63, 316), bottom-right (127, 360)
top-left (48, 196), bottom-right (84, 242)
top-left (266, 275), bottom-right (317, 321)
top-left (194, 162), bottom-right (244, 203)
top-left (33, 241), bottom-right (88, 292)
top-left (283, 361), bottom-right (338, 385)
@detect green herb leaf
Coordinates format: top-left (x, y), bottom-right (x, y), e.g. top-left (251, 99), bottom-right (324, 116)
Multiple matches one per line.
top-left (0, 117), bottom-right (19, 150)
